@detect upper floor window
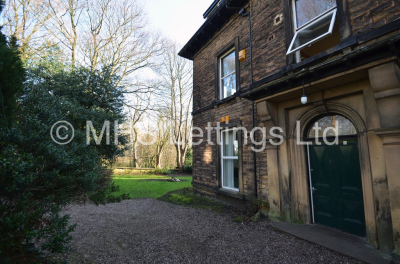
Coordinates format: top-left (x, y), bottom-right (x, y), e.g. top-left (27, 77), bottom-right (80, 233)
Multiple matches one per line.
top-left (287, 0), bottom-right (340, 61)
top-left (220, 49), bottom-right (237, 99)
top-left (295, 0), bottom-right (336, 27)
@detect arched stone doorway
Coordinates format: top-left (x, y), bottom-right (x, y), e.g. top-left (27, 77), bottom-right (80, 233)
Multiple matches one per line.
top-left (257, 99), bottom-right (378, 245)
top-left (305, 114), bottom-right (366, 236)
top-left (290, 103), bottom-right (376, 243)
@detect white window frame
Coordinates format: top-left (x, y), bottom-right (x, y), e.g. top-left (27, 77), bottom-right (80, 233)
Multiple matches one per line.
top-left (287, 1), bottom-right (337, 56)
top-left (221, 128), bottom-right (239, 191)
top-left (219, 48), bottom-right (236, 100)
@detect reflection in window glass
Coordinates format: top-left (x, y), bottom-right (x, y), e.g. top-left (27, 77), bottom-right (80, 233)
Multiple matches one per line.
top-left (222, 159), bottom-right (239, 189)
top-left (222, 130), bottom-right (238, 157)
top-left (221, 130), bottom-right (239, 190)
top-left (295, 0), bottom-right (336, 28)
top-left (222, 51), bottom-right (235, 76)
top-left (220, 50), bottom-right (236, 99)
top-left (222, 74), bottom-right (236, 98)
top-left (308, 115), bottom-right (357, 138)
top-left (291, 12), bottom-right (334, 51)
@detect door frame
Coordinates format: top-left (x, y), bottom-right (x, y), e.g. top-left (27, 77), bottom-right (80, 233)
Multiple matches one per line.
top-left (289, 103), bottom-right (377, 245)
top-left (306, 137), bottom-right (364, 230)
top-left (306, 144), bottom-right (315, 223)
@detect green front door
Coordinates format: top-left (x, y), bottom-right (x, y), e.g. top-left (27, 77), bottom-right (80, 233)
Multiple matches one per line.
top-left (308, 140), bottom-right (366, 236)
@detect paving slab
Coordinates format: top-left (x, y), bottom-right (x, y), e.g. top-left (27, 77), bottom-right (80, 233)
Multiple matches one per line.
top-left (270, 222), bottom-right (393, 264)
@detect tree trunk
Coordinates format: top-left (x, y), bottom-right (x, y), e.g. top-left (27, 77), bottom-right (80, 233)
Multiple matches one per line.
top-left (180, 145), bottom-right (187, 169)
top-left (132, 128), bottom-right (138, 168)
top-left (132, 140), bottom-right (137, 168)
top-left (155, 153), bottom-right (162, 168)
top-left (175, 144), bottom-right (181, 169)
top-left (174, 144), bottom-right (188, 171)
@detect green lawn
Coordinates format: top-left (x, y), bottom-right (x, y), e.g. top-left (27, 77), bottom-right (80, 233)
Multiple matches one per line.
top-left (112, 174), bottom-right (192, 199)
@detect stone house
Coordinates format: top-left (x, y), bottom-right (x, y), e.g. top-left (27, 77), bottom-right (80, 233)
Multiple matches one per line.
top-left (178, 0), bottom-right (400, 258)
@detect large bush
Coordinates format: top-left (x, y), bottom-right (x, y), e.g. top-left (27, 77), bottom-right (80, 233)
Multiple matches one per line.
top-left (183, 148), bottom-right (192, 174)
top-left (0, 15), bottom-right (25, 129)
top-left (0, 59), bottom-right (129, 262)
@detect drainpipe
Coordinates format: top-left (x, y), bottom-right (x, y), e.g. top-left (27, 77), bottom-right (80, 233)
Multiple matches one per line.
top-left (239, 8), bottom-right (257, 198)
top-left (239, 9), bottom-right (253, 85)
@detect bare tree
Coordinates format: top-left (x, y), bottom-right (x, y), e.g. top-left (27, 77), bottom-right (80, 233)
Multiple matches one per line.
top-left (156, 42), bottom-right (193, 170)
top-left (81, 0), bottom-right (163, 85)
top-left (126, 94), bottom-right (151, 168)
top-left (154, 111), bottom-right (170, 168)
top-left (1, 0), bottom-right (163, 79)
top-left (45, 0), bottom-right (84, 67)
top-left (1, 0), bottom-right (50, 60)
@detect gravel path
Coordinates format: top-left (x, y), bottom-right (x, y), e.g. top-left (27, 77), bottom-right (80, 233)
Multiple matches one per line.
top-left (56, 199), bottom-right (361, 263)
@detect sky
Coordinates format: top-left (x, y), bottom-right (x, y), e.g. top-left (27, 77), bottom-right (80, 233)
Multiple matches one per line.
top-left (143, 0), bottom-right (214, 46)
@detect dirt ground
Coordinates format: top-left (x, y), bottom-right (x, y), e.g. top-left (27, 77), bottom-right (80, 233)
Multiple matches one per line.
top-left (53, 198), bottom-right (362, 263)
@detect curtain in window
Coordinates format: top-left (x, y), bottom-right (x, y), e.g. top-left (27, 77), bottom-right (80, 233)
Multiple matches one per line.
top-left (223, 159), bottom-right (235, 188)
top-left (222, 130), bottom-right (239, 189)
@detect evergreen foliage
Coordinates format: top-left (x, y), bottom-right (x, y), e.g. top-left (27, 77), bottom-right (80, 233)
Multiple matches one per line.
top-left (0, 54), bottom-right (129, 262)
top-left (0, 20), bottom-right (25, 129)
top-left (183, 148), bottom-right (192, 173)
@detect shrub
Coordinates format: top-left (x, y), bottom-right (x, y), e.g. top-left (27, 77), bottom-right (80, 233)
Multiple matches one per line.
top-left (0, 33), bottom-right (24, 129)
top-left (153, 168), bottom-right (173, 175)
top-left (182, 148), bottom-right (193, 174)
top-left (182, 165), bottom-right (192, 174)
top-left (0, 60), bottom-right (129, 262)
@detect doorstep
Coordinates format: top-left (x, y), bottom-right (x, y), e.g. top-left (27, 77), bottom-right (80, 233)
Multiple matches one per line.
top-left (270, 222), bottom-right (392, 264)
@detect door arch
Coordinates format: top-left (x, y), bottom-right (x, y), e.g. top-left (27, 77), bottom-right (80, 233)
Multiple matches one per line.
top-left (288, 103), bottom-right (377, 244)
top-left (305, 114), bottom-right (366, 236)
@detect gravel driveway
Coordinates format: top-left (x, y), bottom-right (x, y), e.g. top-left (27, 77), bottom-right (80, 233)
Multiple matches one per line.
top-left (56, 198), bottom-right (360, 263)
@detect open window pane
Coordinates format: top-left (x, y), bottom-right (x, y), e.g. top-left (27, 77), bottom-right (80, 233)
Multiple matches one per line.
top-left (222, 159), bottom-right (239, 189)
top-left (222, 130), bottom-right (238, 157)
top-left (287, 9), bottom-right (336, 55)
top-left (295, 0), bottom-right (336, 28)
top-left (221, 74), bottom-right (236, 98)
top-left (221, 51), bottom-right (235, 77)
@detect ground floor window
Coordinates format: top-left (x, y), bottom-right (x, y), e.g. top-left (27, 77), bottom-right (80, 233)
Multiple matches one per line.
top-left (221, 129), bottom-right (239, 190)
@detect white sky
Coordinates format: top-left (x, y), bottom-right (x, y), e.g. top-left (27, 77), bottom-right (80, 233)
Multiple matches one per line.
top-left (143, 0), bottom-right (214, 46)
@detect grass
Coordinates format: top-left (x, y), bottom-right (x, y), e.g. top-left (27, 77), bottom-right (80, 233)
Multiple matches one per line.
top-left (112, 174), bottom-right (192, 199)
top-left (157, 187), bottom-right (224, 212)
top-left (112, 175), bottom-right (258, 221)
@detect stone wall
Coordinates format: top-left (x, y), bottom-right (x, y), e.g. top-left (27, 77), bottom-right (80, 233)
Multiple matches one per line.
top-left (192, 97), bottom-right (268, 200)
top-left (349, 0), bottom-right (400, 35)
top-left (191, 0), bottom-right (400, 207)
top-left (192, 0), bottom-right (278, 202)
top-left (192, 0), bottom-right (287, 113)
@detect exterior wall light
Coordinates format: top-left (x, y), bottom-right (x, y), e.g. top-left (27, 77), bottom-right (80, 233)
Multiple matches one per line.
top-left (301, 95), bottom-right (308, 104)
top-left (301, 80), bottom-right (308, 104)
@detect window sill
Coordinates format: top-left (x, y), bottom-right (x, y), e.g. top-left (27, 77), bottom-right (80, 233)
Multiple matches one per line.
top-left (217, 188), bottom-right (243, 200)
top-left (289, 36), bottom-right (357, 70)
top-left (215, 92), bottom-right (240, 106)
top-left (192, 91), bottom-right (243, 116)
top-left (246, 36), bottom-right (357, 92)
